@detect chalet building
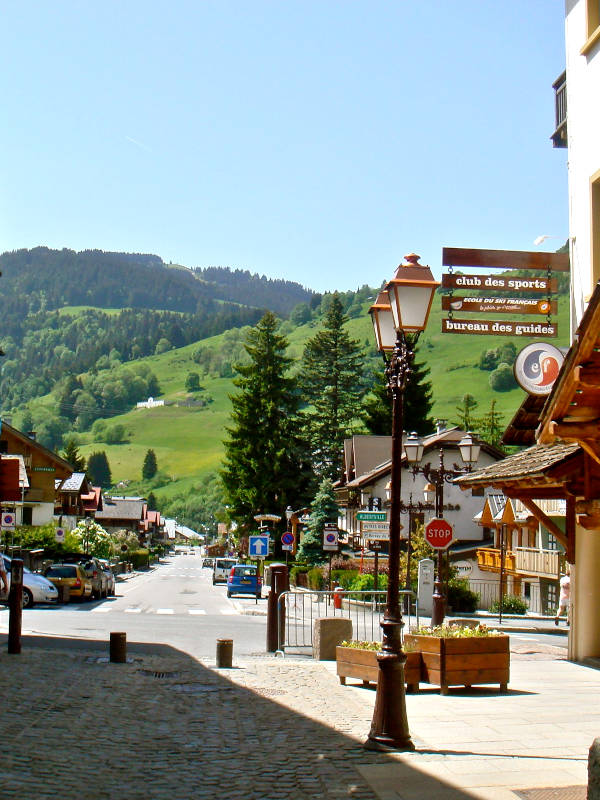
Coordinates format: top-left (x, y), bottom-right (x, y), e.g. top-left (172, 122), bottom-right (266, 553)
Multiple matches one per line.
top-left (334, 426), bottom-right (504, 554)
top-left (457, 0), bottom-right (600, 662)
top-left (0, 422), bottom-right (72, 526)
top-left (54, 472), bottom-right (106, 530)
top-left (95, 496), bottom-right (146, 537)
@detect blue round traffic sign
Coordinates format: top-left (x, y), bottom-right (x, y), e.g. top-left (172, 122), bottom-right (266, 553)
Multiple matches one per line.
top-left (281, 532), bottom-right (294, 545)
top-left (326, 533), bottom-right (336, 543)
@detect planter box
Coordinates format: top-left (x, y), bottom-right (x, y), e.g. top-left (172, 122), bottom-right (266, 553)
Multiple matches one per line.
top-left (404, 634), bottom-right (509, 695)
top-left (335, 646), bottom-right (421, 692)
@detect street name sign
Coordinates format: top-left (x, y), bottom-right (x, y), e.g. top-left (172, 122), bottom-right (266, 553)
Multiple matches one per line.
top-left (360, 521), bottom-right (389, 532)
top-left (424, 518), bottom-right (454, 550)
top-left (366, 531), bottom-right (390, 541)
top-left (249, 535), bottom-right (270, 558)
top-left (356, 511), bottom-right (387, 522)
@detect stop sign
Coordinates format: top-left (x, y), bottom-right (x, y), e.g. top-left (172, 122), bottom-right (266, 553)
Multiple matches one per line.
top-left (424, 517), bottom-right (454, 550)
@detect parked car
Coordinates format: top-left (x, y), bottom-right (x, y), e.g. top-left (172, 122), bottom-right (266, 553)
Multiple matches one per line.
top-left (77, 557), bottom-right (109, 599)
top-left (43, 563), bottom-right (93, 600)
top-left (212, 557), bottom-right (238, 585)
top-left (202, 558), bottom-right (214, 569)
top-left (227, 564), bottom-right (262, 599)
top-left (1, 555), bottom-right (59, 608)
top-left (98, 559), bottom-right (116, 597)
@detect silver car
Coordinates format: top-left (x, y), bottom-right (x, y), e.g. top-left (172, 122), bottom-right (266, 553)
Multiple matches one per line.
top-left (1, 555), bottom-right (59, 608)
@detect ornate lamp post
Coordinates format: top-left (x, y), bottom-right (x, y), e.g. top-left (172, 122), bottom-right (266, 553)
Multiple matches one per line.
top-left (365, 253), bottom-right (439, 752)
top-left (405, 431), bottom-right (481, 626)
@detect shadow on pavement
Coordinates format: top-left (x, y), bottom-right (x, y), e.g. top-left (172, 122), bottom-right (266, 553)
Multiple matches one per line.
top-left (0, 632), bottom-right (482, 800)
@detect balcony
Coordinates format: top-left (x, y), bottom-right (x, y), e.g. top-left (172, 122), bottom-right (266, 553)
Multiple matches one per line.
top-left (551, 70), bottom-right (567, 148)
top-left (476, 547), bottom-right (516, 574)
top-left (515, 547), bottom-right (563, 579)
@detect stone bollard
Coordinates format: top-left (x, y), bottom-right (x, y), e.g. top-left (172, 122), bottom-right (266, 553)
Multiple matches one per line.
top-left (110, 632), bottom-right (127, 663)
top-left (59, 584), bottom-right (71, 603)
top-left (216, 638), bottom-right (233, 668)
top-left (589, 738), bottom-right (600, 799)
top-left (313, 617), bottom-right (353, 661)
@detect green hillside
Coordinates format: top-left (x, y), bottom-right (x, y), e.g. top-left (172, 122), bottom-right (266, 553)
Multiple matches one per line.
top-left (58, 290), bottom-right (569, 501)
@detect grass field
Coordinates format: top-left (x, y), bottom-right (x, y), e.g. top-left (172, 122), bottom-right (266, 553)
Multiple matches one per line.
top-left (63, 289), bottom-right (569, 497)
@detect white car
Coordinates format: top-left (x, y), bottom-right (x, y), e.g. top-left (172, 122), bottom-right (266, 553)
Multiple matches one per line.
top-left (1, 555), bottom-right (59, 608)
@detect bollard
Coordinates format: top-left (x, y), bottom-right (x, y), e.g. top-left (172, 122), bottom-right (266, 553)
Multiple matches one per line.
top-left (110, 631), bottom-right (127, 663)
top-left (333, 586), bottom-right (344, 610)
top-left (8, 558), bottom-right (24, 655)
top-left (216, 638), bottom-right (233, 668)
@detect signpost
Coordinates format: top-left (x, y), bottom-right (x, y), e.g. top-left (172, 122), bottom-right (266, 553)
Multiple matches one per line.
top-left (55, 528), bottom-right (65, 544)
top-left (424, 518), bottom-right (454, 550)
top-left (281, 531), bottom-right (295, 566)
top-left (323, 524), bottom-right (339, 599)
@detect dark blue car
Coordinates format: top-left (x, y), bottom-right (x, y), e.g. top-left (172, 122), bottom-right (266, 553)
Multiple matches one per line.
top-left (227, 564), bottom-right (262, 599)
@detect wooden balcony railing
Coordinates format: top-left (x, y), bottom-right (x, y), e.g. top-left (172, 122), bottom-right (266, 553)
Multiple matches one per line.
top-left (476, 547), bottom-right (516, 573)
top-left (514, 547), bottom-right (562, 578)
top-left (551, 70), bottom-right (567, 148)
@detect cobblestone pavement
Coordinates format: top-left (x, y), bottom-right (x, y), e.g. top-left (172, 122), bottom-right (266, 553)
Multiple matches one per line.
top-left (0, 635), bottom-right (596, 800)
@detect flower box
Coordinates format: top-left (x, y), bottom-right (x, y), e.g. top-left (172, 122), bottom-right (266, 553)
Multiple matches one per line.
top-left (335, 645), bottom-right (421, 693)
top-left (404, 632), bottom-right (509, 695)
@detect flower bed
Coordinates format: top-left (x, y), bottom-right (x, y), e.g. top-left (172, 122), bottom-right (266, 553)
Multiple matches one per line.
top-left (336, 641), bottom-right (421, 692)
top-left (404, 624), bottom-right (509, 695)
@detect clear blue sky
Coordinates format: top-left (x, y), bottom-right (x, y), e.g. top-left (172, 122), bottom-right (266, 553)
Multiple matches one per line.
top-left (1, 1), bottom-right (567, 293)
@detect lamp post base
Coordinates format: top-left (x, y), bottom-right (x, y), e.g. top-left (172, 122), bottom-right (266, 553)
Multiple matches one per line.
top-left (364, 650), bottom-right (415, 752)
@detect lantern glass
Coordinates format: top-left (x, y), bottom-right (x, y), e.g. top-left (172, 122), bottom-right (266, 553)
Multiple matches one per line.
top-left (385, 254), bottom-right (440, 333)
top-left (369, 291), bottom-right (397, 352)
top-left (404, 432), bottom-right (424, 465)
top-left (458, 432), bottom-right (481, 465)
top-left (424, 482), bottom-right (436, 504)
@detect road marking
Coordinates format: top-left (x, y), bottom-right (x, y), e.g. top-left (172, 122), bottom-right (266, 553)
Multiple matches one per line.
top-left (91, 606), bottom-right (111, 613)
top-left (188, 609), bottom-right (206, 615)
top-left (124, 607), bottom-right (142, 613)
top-left (156, 608), bottom-right (174, 614)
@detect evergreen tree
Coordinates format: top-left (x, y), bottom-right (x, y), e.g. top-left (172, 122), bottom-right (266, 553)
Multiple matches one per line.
top-left (455, 393), bottom-right (479, 431)
top-left (221, 312), bottom-right (312, 531)
top-left (87, 451), bottom-right (112, 488)
top-left (478, 399), bottom-right (505, 449)
top-left (61, 437), bottom-right (86, 472)
top-left (300, 293), bottom-right (364, 481)
top-left (363, 355), bottom-right (434, 436)
top-left (147, 491), bottom-right (157, 511)
top-left (296, 478), bottom-right (339, 566)
top-left (185, 371), bottom-right (201, 392)
top-left (142, 449), bottom-right (158, 480)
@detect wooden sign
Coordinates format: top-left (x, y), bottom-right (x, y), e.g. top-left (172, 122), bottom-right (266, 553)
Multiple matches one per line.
top-left (442, 318), bottom-right (557, 337)
top-left (442, 247), bottom-right (569, 272)
top-left (442, 296), bottom-right (557, 315)
top-left (441, 273), bottom-right (557, 293)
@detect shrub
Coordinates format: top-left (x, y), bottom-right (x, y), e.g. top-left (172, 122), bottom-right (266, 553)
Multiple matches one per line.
top-left (331, 569), bottom-right (359, 590)
top-left (489, 594), bottom-right (528, 615)
top-left (290, 565), bottom-right (309, 586)
top-left (447, 578), bottom-right (479, 613)
top-left (128, 549), bottom-right (150, 569)
top-left (307, 567), bottom-right (325, 590)
top-left (489, 362), bottom-right (517, 392)
top-left (347, 572), bottom-right (388, 601)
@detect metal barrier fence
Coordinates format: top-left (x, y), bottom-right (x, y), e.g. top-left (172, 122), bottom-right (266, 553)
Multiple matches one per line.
top-left (276, 589), bottom-right (418, 656)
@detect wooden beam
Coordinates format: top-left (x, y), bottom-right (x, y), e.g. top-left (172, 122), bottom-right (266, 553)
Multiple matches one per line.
top-left (549, 420), bottom-right (600, 440)
top-left (442, 247), bottom-right (570, 272)
top-left (574, 364), bottom-right (600, 389)
top-left (566, 493), bottom-right (576, 564)
top-left (513, 497), bottom-right (569, 550)
top-left (580, 440), bottom-right (600, 467)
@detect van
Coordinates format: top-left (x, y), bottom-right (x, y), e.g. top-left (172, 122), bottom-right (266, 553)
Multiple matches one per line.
top-left (212, 558), bottom-right (238, 585)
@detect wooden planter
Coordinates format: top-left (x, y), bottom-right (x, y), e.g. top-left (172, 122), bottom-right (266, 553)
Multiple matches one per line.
top-left (404, 634), bottom-right (510, 695)
top-left (336, 646), bottom-right (421, 693)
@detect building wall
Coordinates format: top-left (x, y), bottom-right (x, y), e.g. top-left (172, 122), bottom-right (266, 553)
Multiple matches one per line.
top-left (565, 0), bottom-right (600, 328)
top-left (31, 502), bottom-right (55, 526)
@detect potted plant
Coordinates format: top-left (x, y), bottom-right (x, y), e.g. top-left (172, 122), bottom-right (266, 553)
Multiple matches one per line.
top-left (404, 623), bottom-right (509, 695)
top-left (336, 640), bottom-right (421, 693)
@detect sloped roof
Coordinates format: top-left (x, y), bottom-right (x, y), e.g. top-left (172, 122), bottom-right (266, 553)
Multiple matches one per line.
top-left (96, 497), bottom-right (145, 521)
top-left (58, 472), bottom-right (87, 493)
top-left (456, 442), bottom-right (580, 489)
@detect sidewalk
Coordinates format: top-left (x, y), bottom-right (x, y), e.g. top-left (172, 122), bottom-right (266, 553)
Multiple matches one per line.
top-left (0, 631), bottom-right (594, 799)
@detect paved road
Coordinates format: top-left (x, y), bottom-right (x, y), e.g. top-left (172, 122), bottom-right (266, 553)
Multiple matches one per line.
top-left (0, 554), bottom-right (270, 660)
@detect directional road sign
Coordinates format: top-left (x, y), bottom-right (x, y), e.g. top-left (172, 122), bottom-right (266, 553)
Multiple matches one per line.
top-left (356, 511), bottom-right (387, 522)
top-left (249, 535), bottom-right (270, 558)
top-left (360, 522), bottom-right (390, 533)
top-left (365, 531), bottom-right (390, 541)
top-left (424, 518), bottom-right (454, 550)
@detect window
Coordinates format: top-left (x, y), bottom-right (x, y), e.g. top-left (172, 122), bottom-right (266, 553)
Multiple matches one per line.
top-left (582, 0), bottom-right (600, 54)
top-left (22, 506), bottom-right (33, 526)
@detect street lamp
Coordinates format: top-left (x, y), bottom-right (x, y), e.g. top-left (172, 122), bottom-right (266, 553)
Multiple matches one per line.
top-left (366, 253), bottom-right (439, 752)
top-left (405, 432), bottom-right (481, 626)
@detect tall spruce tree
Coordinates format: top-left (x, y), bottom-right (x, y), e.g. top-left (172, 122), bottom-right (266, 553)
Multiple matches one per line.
top-left (61, 437), bottom-right (86, 472)
top-left (363, 355), bottom-right (434, 436)
top-left (142, 449), bottom-right (158, 480)
top-left (300, 294), bottom-right (364, 481)
top-left (296, 477), bottom-right (339, 566)
top-left (221, 312), bottom-right (312, 531)
top-left (87, 451), bottom-right (112, 488)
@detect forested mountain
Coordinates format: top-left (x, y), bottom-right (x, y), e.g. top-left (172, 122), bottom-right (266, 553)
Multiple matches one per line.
top-left (0, 247), bottom-right (314, 315)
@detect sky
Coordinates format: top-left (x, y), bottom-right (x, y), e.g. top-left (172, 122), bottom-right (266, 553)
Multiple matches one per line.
top-left (1, 1), bottom-right (567, 293)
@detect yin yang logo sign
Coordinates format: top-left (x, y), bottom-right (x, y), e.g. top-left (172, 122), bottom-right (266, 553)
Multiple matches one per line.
top-left (514, 342), bottom-right (565, 395)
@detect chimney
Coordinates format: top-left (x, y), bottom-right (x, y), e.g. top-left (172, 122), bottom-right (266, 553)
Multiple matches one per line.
top-left (27, 431), bottom-right (37, 441)
top-left (435, 419), bottom-right (446, 435)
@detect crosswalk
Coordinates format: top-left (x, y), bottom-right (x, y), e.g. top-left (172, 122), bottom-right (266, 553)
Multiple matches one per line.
top-left (89, 605), bottom-right (235, 616)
